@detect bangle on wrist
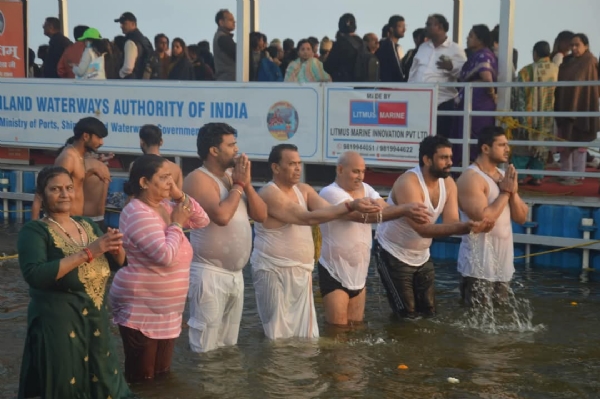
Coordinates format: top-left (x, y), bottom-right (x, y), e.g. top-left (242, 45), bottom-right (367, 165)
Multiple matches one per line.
top-left (344, 201), bottom-right (353, 212)
top-left (500, 189), bottom-right (512, 197)
top-left (83, 248), bottom-right (93, 263)
top-left (174, 193), bottom-right (186, 203)
top-left (231, 188), bottom-right (243, 197)
top-left (233, 181), bottom-right (245, 190)
top-left (170, 222), bottom-right (183, 230)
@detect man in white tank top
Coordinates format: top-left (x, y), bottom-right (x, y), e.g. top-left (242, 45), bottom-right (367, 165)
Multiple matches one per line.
top-left (456, 127), bottom-right (529, 306)
top-left (375, 136), bottom-right (494, 319)
top-left (184, 123), bottom-right (268, 353)
top-left (318, 151), bottom-right (431, 327)
top-left (251, 144), bottom-right (381, 340)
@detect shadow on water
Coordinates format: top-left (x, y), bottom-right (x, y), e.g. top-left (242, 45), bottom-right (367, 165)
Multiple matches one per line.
top-left (1, 225), bottom-right (600, 398)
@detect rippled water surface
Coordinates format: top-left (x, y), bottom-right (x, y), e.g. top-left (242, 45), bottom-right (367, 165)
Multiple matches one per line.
top-left (1, 225), bottom-right (599, 399)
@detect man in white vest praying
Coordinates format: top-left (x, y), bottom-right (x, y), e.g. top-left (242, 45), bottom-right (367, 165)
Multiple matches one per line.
top-left (456, 126), bottom-right (528, 306)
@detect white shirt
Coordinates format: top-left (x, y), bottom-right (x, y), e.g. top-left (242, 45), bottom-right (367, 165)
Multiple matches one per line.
top-left (318, 182), bottom-right (381, 290)
top-left (408, 37), bottom-right (467, 104)
top-left (376, 166), bottom-right (447, 266)
top-left (119, 40), bottom-right (138, 78)
top-left (190, 167), bottom-right (252, 272)
top-left (251, 183), bottom-right (315, 272)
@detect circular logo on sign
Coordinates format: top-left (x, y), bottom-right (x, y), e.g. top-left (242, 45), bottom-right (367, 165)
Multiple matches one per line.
top-left (0, 11), bottom-right (5, 36)
top-left (267, 101), bottom-right (299, 141)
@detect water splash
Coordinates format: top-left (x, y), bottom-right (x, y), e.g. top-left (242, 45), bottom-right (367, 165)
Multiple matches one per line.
top-left (460, 232), bottom-right (545, 334)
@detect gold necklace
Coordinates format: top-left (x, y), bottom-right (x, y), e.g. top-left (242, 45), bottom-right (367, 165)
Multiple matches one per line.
top-left (47, 217), bottom-right (86, 247)
top-left (474, 161), bottom-right (501, 184)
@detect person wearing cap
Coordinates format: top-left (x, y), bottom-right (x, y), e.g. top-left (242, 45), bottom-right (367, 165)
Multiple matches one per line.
top-left (57, 25), bottom-right (89, 78)
top-left (72, 28), bottom-right (110, 79)
top-left (32, 117), bottom-right (112, 221)
top-left (114, 12), bottom-right (153, 79)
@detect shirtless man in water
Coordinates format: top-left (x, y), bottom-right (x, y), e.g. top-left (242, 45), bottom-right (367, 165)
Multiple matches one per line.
top-left (32, 116), bottom-right (111, 219)
top-left (130, 124), bottom-right (182, 189)
top-left (83, 155), bottom-right (111, 231)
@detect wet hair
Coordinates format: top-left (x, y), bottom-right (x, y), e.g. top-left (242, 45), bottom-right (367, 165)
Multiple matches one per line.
top-left (388, 15), bottom-right (405, 30)
top-left (268, 144), bottom-right (298, 166)
top-left (215, 9), bottom-right (230, 25)
top-left (338, 13), bottom-right (357, 34)
top-left (58, 117), bottom-right (107, 155)
top-left (45, 17), bottom-right (61, 31)
top-left (124, 154), bottom-right (166, 197)
top-left (429, 14), bottom-right (449, 33)
top-left (477, 126), bottom-right (506, 155)
top-left (471, 24), bottom-right (492, 48)
top-left (36, 166), bottom-right (72, 197)
top-left (533, 41), bottom-right (551, 58)
top-left (73, 117), bottom-right (108, 140)
top-left (139, 124), bottom-right (162, 147)
top-left (418, 136), bottom-right (452, 167)
top-left (572, 33), bottom-right (590, 47)
top-left (381, 24), bottom-right (390, 38)
top-left (154, 33), bottom-right (169, 47)
top-left (73, 25), bottom-right (89, 41)
top-left (196, 123), bottom-right (237, 165)
top-left (283, 38), bottom-right (295, 52)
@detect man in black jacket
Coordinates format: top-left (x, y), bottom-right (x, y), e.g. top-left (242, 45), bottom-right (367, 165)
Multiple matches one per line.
top-left (42, 17), bottom-right (72, 78)
top-left (376, 15), bottom-right (406, 82)
top-left (115, 12), bottom-right (153, 79)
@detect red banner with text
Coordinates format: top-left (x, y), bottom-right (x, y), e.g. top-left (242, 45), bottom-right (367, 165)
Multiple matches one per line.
top-left (0, 0), bottom-right (25, 78)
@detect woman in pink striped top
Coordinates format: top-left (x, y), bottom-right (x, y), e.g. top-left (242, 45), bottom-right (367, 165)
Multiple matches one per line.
top-left (109, 154), bottom-right (210, 383)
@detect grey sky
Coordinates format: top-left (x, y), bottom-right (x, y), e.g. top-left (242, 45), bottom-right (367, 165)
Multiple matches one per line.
top-left (30, 0), bottom-right (600, 69)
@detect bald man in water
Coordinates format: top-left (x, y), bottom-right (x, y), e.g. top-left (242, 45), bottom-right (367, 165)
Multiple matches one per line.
top-left (317, 151), bottom-right (431, 327)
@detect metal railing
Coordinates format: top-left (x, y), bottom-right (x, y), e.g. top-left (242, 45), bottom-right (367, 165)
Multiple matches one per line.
top-left (0, 79), bottom-right (599, 270)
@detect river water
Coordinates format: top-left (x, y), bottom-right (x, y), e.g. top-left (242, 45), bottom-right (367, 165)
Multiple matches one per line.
top-left (1, 226), bottom-right (599, 399)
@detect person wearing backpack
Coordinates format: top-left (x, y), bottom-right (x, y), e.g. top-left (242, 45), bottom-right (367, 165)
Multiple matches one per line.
top-left (71, 28), bottom-right (109, 80)
top-left (324, 13), bottom-right (378, 82)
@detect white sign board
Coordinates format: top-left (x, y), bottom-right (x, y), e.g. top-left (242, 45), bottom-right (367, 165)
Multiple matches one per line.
top-left (0, 79), bottom-right (322, 161)
top-left (324, 86), bottom-right (436, 167)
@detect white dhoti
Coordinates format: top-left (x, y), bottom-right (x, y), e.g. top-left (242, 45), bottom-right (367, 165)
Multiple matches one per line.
top-left (251, 257), bottom-right (318, 340)
top-left (188, 263), bottom-right (244, 353)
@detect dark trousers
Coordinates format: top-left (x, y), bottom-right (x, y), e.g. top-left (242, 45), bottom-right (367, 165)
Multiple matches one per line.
top-left (437, 99), bottom-right (455, 139)
top-left (118, 325), bottom-right (176, 383)
top-left (459, 276), bottom-right (510, 307)
top-left (376, 244), bottom-right (436, 318)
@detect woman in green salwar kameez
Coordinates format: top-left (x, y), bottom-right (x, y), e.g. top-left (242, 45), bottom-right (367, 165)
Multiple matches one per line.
top-left (17, 166), bottom-right (133, 399)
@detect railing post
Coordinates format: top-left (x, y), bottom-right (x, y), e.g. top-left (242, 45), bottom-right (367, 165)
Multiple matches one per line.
top-left (525, 205), bottom-right (532, 267)
top-left (235, 0), bottom-right (251, 82)
top-left (497, 0), bottom-right (515, 113)
top-left (16, 171), bottom-right (23, 224)
top-left (461, 83), bottom-right (472, 170)
top-left (452, 0), bottom-right (463, 47)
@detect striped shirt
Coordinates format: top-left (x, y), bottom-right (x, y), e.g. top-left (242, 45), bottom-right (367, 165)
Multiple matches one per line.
top-left (109, 198), bottom-right (210, 339)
